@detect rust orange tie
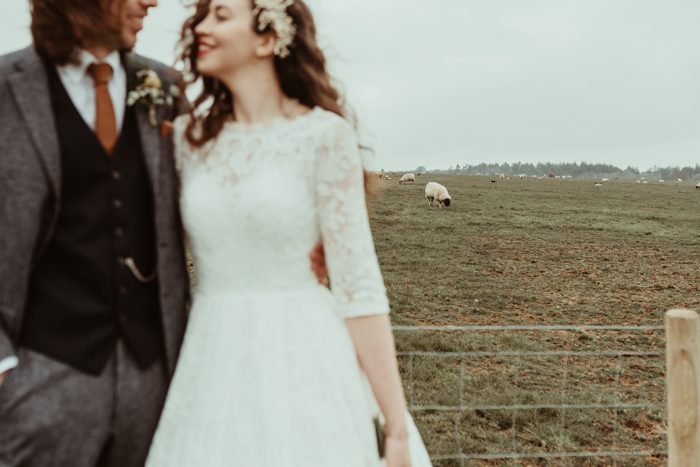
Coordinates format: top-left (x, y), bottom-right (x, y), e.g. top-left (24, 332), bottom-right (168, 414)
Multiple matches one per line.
top-left (87, 63), bottom-right (118, 154)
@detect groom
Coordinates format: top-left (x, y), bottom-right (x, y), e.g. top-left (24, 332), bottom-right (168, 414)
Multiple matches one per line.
top-left (0, 1), bottom-right (189, 466)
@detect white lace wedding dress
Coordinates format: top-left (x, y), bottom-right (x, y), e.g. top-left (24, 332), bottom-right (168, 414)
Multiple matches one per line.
top-left (145, 107), bottom-right (432, 466)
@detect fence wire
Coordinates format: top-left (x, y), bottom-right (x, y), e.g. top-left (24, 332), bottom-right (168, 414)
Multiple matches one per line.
top-left (394, 324), bottom-right (667, 465)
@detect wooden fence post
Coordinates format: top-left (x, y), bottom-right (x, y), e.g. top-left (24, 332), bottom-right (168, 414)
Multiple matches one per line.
top-left (666, 308), bottom-right (700, 466)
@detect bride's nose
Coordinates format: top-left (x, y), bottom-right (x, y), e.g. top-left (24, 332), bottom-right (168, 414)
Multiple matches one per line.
top-left (195, 16), bottom-right (213, 36)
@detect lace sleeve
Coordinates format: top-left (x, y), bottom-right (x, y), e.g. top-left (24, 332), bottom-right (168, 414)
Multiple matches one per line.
top-left (316, 116), bottom-right (390, 318)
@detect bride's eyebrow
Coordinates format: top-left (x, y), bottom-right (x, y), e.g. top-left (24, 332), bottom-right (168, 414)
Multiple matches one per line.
top-left (212, 5), bottom-right (229, 13)
top-left (209, 2), bottom-right (232, 14)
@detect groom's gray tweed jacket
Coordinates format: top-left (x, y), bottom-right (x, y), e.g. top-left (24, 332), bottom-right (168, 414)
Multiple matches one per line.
top-left (0, 46), bottom-right (189, 377)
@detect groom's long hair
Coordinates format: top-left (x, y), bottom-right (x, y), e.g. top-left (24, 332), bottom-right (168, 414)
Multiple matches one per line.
top-left (178, 0), bottom-right (375, 195)
top-left (31, 0), bottom-right (125, 65)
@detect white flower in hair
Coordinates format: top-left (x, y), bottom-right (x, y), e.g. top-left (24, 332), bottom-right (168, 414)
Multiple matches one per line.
top-left (253, 0), bottom-right (296, 59)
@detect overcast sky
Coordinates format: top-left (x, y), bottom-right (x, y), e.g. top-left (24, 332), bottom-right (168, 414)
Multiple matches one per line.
top-left (1, 0), bottom-right (698, 171)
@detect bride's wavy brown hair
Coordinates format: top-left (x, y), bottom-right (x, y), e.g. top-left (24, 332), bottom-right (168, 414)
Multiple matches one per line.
top-left (177, 0), bottom-right (375, 194)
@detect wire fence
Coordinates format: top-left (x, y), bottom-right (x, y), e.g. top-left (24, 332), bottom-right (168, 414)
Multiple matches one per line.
top-left (393, 324), bottom-right (667, 465)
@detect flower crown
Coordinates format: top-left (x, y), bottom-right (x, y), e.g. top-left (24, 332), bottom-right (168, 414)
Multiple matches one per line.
top-left (253, 0), bottom-right (296, 59)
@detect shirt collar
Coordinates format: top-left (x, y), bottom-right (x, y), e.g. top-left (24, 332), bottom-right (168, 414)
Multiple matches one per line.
top-left (57, 49), bottom-right (123, 84)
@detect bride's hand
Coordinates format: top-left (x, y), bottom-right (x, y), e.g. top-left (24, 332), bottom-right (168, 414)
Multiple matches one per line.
top-left (384, 434), bottom-right (411, 467)
top-left (308, 242), bottom-right (328, 286)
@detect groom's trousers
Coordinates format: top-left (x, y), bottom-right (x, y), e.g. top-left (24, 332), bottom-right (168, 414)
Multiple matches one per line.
top-left (0, 339), bottom-right (168, 467)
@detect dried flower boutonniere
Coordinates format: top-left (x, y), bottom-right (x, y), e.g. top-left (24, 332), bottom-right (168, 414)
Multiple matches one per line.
top-left (127, 69), bottom-right (179, 127)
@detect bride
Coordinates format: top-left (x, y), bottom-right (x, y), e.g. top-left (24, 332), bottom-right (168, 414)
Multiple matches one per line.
top-left (146, 0), bottom-right (431, 466)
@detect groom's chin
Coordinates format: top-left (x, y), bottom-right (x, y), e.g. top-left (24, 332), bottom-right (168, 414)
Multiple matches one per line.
top-left (120, 33), bottom-right (138, 51)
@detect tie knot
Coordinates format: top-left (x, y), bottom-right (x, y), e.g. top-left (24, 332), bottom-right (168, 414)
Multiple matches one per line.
top-left (88, 63), bottom-right (113, 86)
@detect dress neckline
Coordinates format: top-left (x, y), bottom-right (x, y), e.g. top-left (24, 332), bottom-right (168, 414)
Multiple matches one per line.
top-left (225, 106), bottom-right (323, 133)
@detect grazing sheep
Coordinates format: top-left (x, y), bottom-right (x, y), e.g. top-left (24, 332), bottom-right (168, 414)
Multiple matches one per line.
top-left (696, 183), bottom-right (700, 190)
top-left (399, 173), bottom-right (416, 184)
top-left (425, 182), bottom-right (452, 207)
top-left (601, 178), bottom-right (609, 182)
top-left (594, 183), bottom-right (603, 187)
top-left (490, 180), bottom-right (497, 184)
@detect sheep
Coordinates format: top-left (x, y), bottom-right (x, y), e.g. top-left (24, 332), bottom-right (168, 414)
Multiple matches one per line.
top-left (399, 173), bottom-right (416, 184)
top-left (696, 183), bottom-right (700, 190)
top-left (425, 182), bottom-right (452, 207)
top-left (594, 183), bottom-right (603, 187)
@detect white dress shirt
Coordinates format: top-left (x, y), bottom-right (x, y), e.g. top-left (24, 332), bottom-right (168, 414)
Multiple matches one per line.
top-left (0, 356), bottom-right (18, 375)
top-left (0, 50), bottom-right (127, 378)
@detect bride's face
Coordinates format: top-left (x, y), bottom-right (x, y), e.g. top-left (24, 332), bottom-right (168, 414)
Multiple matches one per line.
top-left (195, 0), bottom-right (271, 79)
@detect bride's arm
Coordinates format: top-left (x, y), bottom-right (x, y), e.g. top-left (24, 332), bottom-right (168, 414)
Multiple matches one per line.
top-left (315, 115), bottom-right (409, 438)
top-left (345, 315), bottom-right (408, 437)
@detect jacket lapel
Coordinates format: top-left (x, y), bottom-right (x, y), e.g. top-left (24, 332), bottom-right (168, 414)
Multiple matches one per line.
top-left (124, 53), bottom-right (161, 195)
top-left (7, 48), bottom-right (61, 196)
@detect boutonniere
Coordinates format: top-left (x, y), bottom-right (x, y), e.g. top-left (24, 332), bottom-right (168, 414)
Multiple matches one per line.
top-left (127, 68), bottom-right (180, 127)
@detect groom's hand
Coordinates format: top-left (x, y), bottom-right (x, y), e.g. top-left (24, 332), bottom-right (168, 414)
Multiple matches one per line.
top-left (309, 242), bottom-right (328, 286)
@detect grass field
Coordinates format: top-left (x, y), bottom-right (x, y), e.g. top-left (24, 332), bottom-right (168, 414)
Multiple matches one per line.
top-left (368, 175), bottom-right (700, 465)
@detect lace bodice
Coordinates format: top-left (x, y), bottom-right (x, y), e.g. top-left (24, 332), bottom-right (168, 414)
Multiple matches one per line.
top-left (174, 108), bottom-right (390, 318)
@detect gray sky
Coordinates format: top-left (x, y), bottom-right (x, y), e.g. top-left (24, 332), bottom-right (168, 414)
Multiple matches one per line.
top-left (1, 0), bottom-right (698, 171)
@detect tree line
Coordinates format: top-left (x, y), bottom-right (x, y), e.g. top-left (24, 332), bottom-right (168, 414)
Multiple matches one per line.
top-left (423, 162), bottom-right (700, 180)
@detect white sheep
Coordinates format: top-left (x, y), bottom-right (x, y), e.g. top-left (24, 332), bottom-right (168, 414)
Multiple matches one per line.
top-left (399, 173), bottom-right (416, 184)
top-left (696, 183), bottom-right (700, 190)
top-left (425, 182), bottom-right (452, 207)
